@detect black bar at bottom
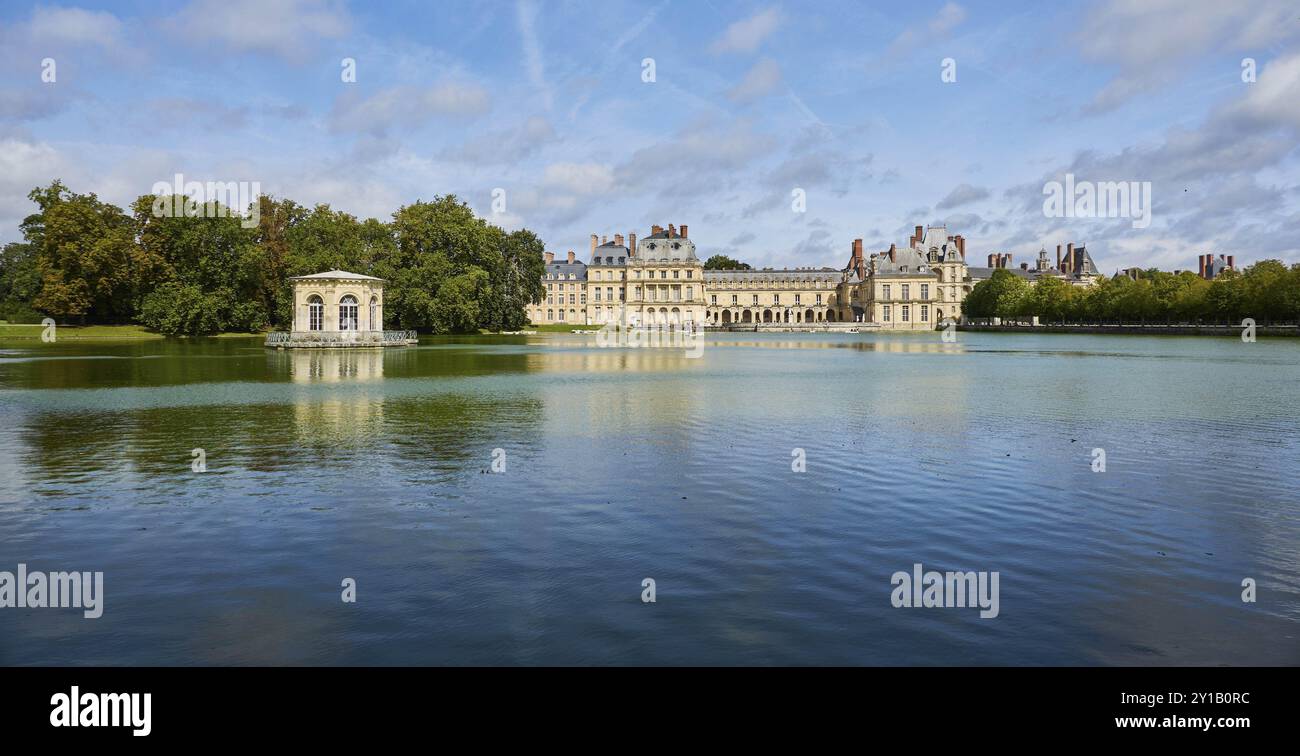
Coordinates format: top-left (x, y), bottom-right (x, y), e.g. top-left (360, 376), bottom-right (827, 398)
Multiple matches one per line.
top-left (1, 666), bottom-right (1287, 743)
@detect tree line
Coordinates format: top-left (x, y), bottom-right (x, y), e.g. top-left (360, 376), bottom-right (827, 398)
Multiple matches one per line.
top-left (963, 263), bottom-right (1300, 324)
top-left (0, 181), bottom-right (546, 335)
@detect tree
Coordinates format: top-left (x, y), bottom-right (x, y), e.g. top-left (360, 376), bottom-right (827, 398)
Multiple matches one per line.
top-left (0, 242), bottom-right (44, 322)
top-left (27, 181), bottom-right (154, 323)
top-left (704, 254), bottom-right (751, 270)
top-left (964, 269), bottom-right (1030, 318)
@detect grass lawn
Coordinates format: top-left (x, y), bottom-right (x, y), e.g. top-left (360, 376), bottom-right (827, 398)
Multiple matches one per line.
top-left (0, 322), bottom-right (262, 341)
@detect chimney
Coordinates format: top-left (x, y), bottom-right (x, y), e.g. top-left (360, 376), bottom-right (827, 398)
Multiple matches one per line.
top-left (1056, 244), bottom-right (1062, 271)
top-left (1004, 254), bottom-right (1013, 268)
top-left (628, 232), bottom-right (636, 255)
top-left (591, 234), bottom-right (599, 255)
top-left (955, 235), bottom-right (965, 257)
top-left (1066, 243), bottom-right (1075, 273)
top-left (680, 224), bottom-right (688, 238)
top-left (614, 233), bottom-right (624, 247)
top-left (1020, 262), bottom-right (1029, 271)
top-left (914, 225), bottom-right (924, 246)
top-left (853, 238), bottom-right (863, 263)
top-left (567, 250), bottom-right (575, 264)
top-left (1198, 254), bottom-right (1206, 278)
top-left (545, 251), bottom-right (555, 264)
top-left (651, 224), bottom-right (663, 235)
top-left (987, 253), bottom-right (996, 267)
top-left (1226, 255), bottom-right (1235, 270)
top-left (668, 223), bottom-right (676, 237)
top-left (888, 245), bottom-right (896, 263)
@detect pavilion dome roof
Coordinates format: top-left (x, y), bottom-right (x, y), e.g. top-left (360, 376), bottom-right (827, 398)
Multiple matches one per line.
top-left (290, 269), bottom-right (385, 282)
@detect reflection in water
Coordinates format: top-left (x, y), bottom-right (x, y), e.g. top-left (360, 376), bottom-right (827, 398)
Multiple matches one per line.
top-left (0, 332), bottom-right (1298, 665)
top-left (285, 349), bottom-right (385, 383)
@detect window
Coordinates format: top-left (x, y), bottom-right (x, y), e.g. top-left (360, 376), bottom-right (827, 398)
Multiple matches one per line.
top-left (687, 270), bottom-right (693, 278)
top-left (369, 296), bottom-right (379, 330)
top-left (921, 284), bottom-right (929, 299)
top-left (816, 294), bottom-right (822, 305)
top-left (901, 284), bottom-right (910, 300)
top-left (595, 288), bottom-right (602, 301)
top-left (547, 309), bottom-right (553, 320)
top-left (795, 294), bottom-right (801, 305)
top-left (774, 294), bottom-right (780, 305)
top-left (685, 286), bottom-right (693, 300)
top-left (338, 295), bottom-right (358, 331)
top-left (711, 295), bottom-right (717, 305)
top-left (921, 305), bottom-right (929, 321)
top-left (673, 270), bottom-right (679, 279)
top-left (731, 295), bottom-right (738, 305)
top-left (308, 295), bottom-right (324, 331)
top-left (882, 284), bottom-right (891, 299)
top-left (752, 294), bottom-right (759, 305)
top-left (569, 294), bottom-right (575, 304)
top-left (558, 309), bottom-right (565, 321)
top-left (660, 270), bottom-right (667, 279)
top-left (902, 305), bottom-right (910, 322)
top-left (580, 293), bottom-right (586, 304)
top-left (883, 305), bottom-right (891, 321)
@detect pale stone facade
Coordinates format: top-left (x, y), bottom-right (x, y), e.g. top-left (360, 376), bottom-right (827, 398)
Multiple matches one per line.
top-left (704, 268), bottom-right (840, 325)
top-left (527, 223), bottom-right (1095, 330)
top-left (291, 270), bottom-right (386, 334)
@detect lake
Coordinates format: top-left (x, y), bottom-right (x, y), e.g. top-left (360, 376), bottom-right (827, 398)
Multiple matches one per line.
top-left (1, 331), bottom-right (1297, 665)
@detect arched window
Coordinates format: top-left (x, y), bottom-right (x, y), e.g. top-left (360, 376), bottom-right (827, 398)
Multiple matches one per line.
top-left (339, 295), bottom-right (358, 331)
top-left (369, 296), bottom-right (379, 330)
top-left (308, 295), bottom-right (324, 331)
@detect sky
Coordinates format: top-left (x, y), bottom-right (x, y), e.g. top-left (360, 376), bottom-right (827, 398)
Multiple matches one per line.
top-left (1, 0), bottom-right (1298, 274)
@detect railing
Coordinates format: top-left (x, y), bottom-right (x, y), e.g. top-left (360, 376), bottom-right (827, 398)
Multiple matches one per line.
top-left (264, 330), bottom-right (418, 346)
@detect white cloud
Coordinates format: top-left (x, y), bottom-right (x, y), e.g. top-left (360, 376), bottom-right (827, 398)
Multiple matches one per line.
top-left (884, 3), bottom-right (966, 58)
top-left (165, 0), bottom-right (350, 62)
top-left (330, 82), bottom-right (491, 134)
top-left (710, 7), bottom-right (782, 55)
top-left (728, 59), bottom-right (783, 102)
top-left (542, 162), bottom-right (615, 195)
top-left (516, 0), bottom-right (552, 110)
top-left (937, 183), bottom-right (989, 209)
top-left (1079, 0), bottom-right (1300, 113)
top-left (26, 6), bottom-right (126, 47)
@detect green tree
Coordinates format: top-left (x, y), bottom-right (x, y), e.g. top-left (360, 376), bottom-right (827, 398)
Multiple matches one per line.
top-left (704, 254), bottom-right (751, 270)
top-left (27, 181), bottom-right (155, 323)
top-left (964, 269), bottom-right (1030, 318)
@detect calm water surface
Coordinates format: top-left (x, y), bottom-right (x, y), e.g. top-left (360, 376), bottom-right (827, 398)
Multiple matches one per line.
top-left (1, 331), bottom-right (1297, 665)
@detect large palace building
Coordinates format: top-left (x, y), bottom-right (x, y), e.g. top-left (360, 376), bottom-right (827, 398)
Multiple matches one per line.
top-left (528, 223), bottom-right (1100, 330)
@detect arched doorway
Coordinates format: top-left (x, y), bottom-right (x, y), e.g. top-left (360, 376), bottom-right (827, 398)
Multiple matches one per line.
top-left (741, 310), bottom-right (752, 323)
top-left (338, 295), bottom-right (358, 331)
top-left (721, 310), bottom-right (732, 325)
top-left (805, 308), bottom-right (814, 323)
top-left (307, 295), bottom-right (324, 331)
top-left (762, 309), bottom-right (773, 323)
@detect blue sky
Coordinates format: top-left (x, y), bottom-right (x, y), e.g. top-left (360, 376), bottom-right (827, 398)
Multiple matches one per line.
top-left (1, 0), bottom-right (1298, 273)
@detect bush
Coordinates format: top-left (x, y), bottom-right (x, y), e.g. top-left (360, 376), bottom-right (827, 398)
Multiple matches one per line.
top-left (0, 300), bottom-right (46, 324)
top-left (138, 282), bottom-right (225, 335)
